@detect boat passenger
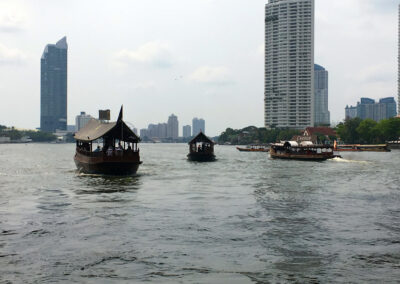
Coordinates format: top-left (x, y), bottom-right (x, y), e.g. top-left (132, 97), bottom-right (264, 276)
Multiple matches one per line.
top-left (107, 146), bottom-right (113, 156)
top-left (94, 145), bottom-right (101, 152)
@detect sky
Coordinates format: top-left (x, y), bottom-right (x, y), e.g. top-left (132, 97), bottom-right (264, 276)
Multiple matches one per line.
top-left (0, 0), bottom-right (398, 136)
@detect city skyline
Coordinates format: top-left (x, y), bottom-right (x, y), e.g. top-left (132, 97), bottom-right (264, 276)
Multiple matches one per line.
top-left (0, 0), bottom-right (398, 135)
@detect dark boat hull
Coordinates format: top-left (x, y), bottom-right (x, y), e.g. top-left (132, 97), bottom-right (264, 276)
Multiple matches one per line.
top-left (236, 147), bottom-right (269, 152)
top-left (187, 152), bottom-right (216, 162)
top-left (270, 153), bottom-right (338, 161)
top-left (269, 149), bottom-right (339, 161)
top-left (74, 151), bottom-right (141, 175)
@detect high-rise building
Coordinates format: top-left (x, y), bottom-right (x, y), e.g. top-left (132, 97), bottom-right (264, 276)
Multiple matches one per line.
top-left (345, 105), bottom-right (357, 120)
top-left (314, 64), bottom-right (330, 125)
top-left (398, 4), bottom-right (400, 114)
top-left (192, 118), bottom-right (205, 135)
top-left (140, 128), bottom-right (149, 138)
top-left (40, 36), bottom-right (68, 132)
top-left (183, 125), bottom-right (191, 138)
top-left (167, 114), bottom-right (179, 139)
top-left (75, 111), bottom-right (93, 131)
top-left (264, 0), bottom-right (314, 129)
top-left (345, 97), bottom-right (397, 121)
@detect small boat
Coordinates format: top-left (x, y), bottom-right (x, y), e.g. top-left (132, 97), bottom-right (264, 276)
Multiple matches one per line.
top-left (334, 143), bottom-right (390, 152)
top-left (74, 106), bottom-right (142, 175)
top-left (187, 132), bottom-right (215, 162)
top-left (236, 145), bottom-right (269, 152)
top-left (386, 140), bottom-right (400, 150)
top-left (270, 141), bottom-right (340, 161)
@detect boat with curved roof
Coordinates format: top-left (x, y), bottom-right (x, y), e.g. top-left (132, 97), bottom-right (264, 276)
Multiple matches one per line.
top-left (74, 106), bottom-right (141, 175)
top-left (270, 141), bottom-right (340, 161)
top-left (187, 132), bottom-right (216, 162)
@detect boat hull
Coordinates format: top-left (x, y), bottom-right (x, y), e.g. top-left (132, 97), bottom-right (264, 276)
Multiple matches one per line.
top-left (270, 153), bottom-right (337, 161)
top-left (236, 147), bottom-right (269, 152)
top-left (187, 152), bottom-right (216, 162)
top-left (269, 147), bottom-right (339, 161)
top-left (74, 151), bottom-right (141, 175)
top-left (387, 142), bottom-right (400, 150)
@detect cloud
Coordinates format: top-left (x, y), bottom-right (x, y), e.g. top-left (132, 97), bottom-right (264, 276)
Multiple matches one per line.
top-left (0, 1), bottom-right (27, 32)
top-left (189, 66), bottom-right (233, 85)
top-left (0, 43), bottom-right (27, 65)
top-left (113, 41), bottom-right (173, 68)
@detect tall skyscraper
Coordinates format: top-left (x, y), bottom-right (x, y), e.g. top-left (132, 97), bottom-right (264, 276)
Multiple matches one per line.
top-left (192, 118), bottom-right (205, 136)
top-left (314, 64), bottom-right (330, 125)
top-left (264, 0), bottom-right (314, 129)
top-left (183, 125), bottom-right (191, 138)
top-left (167, 114), bottom-right (179, 139)
top-left (40, 36), bottom-right (68, 132)
top-left (398, 4), bottom-right (400, 114)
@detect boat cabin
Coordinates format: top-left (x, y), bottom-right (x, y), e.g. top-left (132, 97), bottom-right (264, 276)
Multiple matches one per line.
top-left (187, 132), bottom-right (215, 162)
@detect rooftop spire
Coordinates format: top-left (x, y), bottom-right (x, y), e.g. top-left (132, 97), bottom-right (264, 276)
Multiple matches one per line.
top-left (55, 36), bottom-right (67, 49)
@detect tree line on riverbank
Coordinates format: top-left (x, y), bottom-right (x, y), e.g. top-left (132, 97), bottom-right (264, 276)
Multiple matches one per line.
top-left (336, 117), bottom-right (400, 144)
top-left (218, 126), bottom-right (301, 145)
top-left (218, 117), bottom-right (400, 145)
top-left (0, 125), bottom-right (57, 142)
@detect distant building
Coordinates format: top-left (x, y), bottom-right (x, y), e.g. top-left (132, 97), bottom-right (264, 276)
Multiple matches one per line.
top-left (140, 128), bottom-right (148, 138)
top-left (40, 36), bottom-right (68, 132)
top-left (75, 112), bottom-right (93, 131)
top-left (183, 125), bottom-right (191, 138)
top-left (314, 64), bottom-right (330, 125)
top-left (345, 97), bottom-right (397, 121)
top-left (192, 118), bottom-right (205, 135)
top-left (398, 4), bottom-right (400, 114)
top-left (67, 125), bottom-right (75, 132)
top-left (167, 114), bottom-right (179, 139)
top-left (158, 123), bottom-right (167, 138)
top-left (345, 105), bottom-right (357, 119)
top-left (265, 0), bottom-right (314, 129)
top-left (293, 126), bottom-right (337, 144)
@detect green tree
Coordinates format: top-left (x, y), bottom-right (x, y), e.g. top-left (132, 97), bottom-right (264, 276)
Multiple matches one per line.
top-left (336, 118), bottom-right (362, 143)
top-left (356, 119), bottom-right (378, 144)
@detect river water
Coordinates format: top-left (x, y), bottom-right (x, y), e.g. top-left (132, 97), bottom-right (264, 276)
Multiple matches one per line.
top-left (0, 143), bottom-right (399, 283)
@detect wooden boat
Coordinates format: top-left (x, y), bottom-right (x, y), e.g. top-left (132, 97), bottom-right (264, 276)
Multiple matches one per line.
top-left (74, 106), bottom-right (142, 175)
top-left (187, 132), bottom-right (215, 162)
top-left (334, 143), bottom-right (390, 152)
top-left (236, 145), bottom-right (269, 152)
top-left (270, 141), bottom-right (340, 161)
top-left (386, 140), bottom-right (400, 150)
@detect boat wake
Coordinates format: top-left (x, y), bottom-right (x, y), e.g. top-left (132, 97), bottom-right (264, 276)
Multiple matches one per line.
top-left (330, 157), bottom-right (370, 164)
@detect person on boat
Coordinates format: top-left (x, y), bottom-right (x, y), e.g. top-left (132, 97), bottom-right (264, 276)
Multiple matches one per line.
top-left (94, 145), bottom-right (101, 152)
top-left (106, 145), bottom-right (113, 156)
top-left (127, 144), bottom-right (132, 151)
top-left (116, 142), bottom-right (123, 150)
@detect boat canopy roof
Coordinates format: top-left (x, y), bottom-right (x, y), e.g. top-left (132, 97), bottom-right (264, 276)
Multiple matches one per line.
top-left (74, 107), bottom-right (140, 143)
top-left (188, 131), bottom-right (214, 145)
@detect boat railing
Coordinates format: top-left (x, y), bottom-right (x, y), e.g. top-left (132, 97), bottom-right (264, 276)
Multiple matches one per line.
top-left (76, 147), bottom-right (139, 157)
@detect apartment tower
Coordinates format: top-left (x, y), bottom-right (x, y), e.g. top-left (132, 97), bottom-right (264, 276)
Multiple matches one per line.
top-left (40, 36), bottom-right (68, 132)
top-left (264, 0), bottom-right (314, 128)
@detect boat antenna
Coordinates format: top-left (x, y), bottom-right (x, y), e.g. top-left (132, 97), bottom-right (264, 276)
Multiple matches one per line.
top-left (118, 105), bottom-right (123, 142)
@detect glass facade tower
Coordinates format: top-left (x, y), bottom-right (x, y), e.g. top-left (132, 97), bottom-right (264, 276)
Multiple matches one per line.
top-left (40, 36), bottom-right (68, 132)
top-left (314, 64), bottom-right (330, 125)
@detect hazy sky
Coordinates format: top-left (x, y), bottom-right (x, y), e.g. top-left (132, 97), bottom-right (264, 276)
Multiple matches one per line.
top-left (0, 0), bottom-right (397, 136)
